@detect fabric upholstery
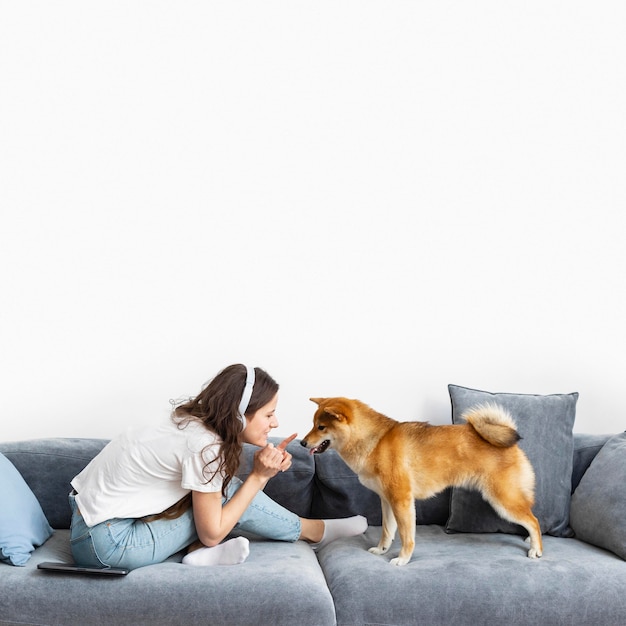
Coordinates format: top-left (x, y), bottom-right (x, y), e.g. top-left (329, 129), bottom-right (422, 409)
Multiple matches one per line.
top-left (570, 432), bottom-right (612, 491)
top-left (0, 438), bottom-right (109, 529)
top-left (570, 431), bottom-right (626, 560)
top-left (237, 437), bottom-right (315, 518)
top-left (0, 531), bottom-right (336, 626)
top-left (318, 526), bottom-right (626, 626)
top-left (446, 384), bottom-right (578, 537)
top-left (0, 452), bottom-right (53, 566)
top-left (1, 432), bottom-right (623, 626)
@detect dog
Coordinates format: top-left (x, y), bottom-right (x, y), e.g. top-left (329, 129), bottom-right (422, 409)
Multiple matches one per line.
top-left (301, 397), bottom-right (543, 566)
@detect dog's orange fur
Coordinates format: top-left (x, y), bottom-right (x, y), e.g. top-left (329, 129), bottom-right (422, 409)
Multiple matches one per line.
top-left (301, 397), bottom-right (543, 566)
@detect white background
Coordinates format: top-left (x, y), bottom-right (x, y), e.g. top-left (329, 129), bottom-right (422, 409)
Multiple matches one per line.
top-left (2, 2), bottom-right (625, 441)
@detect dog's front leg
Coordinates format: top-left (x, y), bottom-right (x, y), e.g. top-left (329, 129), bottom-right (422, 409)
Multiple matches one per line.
top-left (388, 496), bottom-right (416, 566)
top-left (368, 496), bottom-right (396, 556)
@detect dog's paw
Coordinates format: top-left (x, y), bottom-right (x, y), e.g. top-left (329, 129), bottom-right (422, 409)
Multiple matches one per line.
top-left (368, 546), bottom-right (389, 555)
top-left (389, 556), bottom-right (410, 566)
top-left (525, 536), bottom-right (543, 558)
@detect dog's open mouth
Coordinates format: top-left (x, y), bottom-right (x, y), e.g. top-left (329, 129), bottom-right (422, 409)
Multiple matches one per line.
top-left (309, 439), bottom-right (331, 455)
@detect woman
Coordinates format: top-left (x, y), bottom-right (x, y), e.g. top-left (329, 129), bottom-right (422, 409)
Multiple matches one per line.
top-left (69, 364), bottom-right (367, 570)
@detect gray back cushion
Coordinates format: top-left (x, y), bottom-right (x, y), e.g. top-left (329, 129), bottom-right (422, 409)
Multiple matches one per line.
top-left (237, 438), bottom-right (315, 518)
top-left (0, 438), bottom-right (109, 529)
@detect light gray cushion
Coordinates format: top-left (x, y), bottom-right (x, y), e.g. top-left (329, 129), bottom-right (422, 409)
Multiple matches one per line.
top-left (318, 526), bottom-right (626, 626)
top-left (446, 385), bottom-right (578, 537)
top-left (0, 531), bottom-right (336, 626)
top-left (570, 431), bottom-right (626, 560)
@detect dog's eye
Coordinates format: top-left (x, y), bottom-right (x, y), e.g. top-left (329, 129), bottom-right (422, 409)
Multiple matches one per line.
top-left (318, 425), bottom-right (326, 431)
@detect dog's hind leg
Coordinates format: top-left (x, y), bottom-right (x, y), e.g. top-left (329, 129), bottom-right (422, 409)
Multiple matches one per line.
top-left (517, 512), bottom-right (543, 558)
top-left (368, 496), bottom-right (396, 556)
top-left (485, 488), bottom-right (543, 559)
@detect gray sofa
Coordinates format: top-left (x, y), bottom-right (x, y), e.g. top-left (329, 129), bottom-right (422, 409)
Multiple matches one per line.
top-left (1, 433), bottom-right (626, 626)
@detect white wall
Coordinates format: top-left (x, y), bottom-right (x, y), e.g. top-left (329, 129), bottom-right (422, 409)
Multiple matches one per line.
top-left (2, 2), bottom-right (625, 441)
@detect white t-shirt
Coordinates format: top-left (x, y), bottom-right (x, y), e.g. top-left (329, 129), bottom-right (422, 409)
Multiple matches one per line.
top-left (71, 418), bottom-right (224, 527)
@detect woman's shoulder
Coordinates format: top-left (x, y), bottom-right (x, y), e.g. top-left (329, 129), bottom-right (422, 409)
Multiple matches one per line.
top-left (170, 415), bottom-right (221, 453)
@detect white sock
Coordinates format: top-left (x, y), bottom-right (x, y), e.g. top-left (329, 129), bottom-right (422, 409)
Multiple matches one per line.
top-left (311, 515), bottom-right (368, 551)
top-left (182, 537), bottom-right (250, 567)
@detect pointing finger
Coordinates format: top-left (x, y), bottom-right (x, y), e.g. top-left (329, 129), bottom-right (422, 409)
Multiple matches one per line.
top-left (277, 433), bottom-right (298, 451)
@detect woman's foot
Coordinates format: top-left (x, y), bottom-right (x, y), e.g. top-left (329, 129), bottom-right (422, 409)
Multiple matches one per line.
top-left (182, 536), bottom-right (250, 566)
top-left (305, 515), bottom-right (368, 551)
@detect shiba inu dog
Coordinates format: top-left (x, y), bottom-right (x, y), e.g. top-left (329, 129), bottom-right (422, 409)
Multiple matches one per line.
top-left (301, 397), bottom-right (542, 566)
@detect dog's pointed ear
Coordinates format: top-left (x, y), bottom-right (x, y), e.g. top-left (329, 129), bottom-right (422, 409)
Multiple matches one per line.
top-left (318, 399), bottom-right (350, 422)
top-left (310, 397), bottom-right (351, 422)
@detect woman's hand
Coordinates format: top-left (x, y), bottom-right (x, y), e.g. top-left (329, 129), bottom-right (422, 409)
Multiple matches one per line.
top-left (252, 433), bottom-right (297, 480)
top-left (192, 433), bottom-right (298, 547)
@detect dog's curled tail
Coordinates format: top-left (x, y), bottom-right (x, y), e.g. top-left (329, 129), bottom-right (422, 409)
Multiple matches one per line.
top-left (462, 403), bottom-right (521, 448)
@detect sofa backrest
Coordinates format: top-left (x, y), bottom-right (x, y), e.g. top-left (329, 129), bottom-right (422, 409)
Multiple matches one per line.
top-left (0, 438), bottom-right (109, 529)
top-left (570, 433), bottom-right (611, 491)
top-left (238, 440), bottom-right (316, 519)
top-left (0, 433), bottom-right (613, 530)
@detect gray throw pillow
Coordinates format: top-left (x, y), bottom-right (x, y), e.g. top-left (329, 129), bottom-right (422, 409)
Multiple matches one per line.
top-left (446, 385), bottom-right (578, 537)
top-left (570, 431), bottom-right (626, 560)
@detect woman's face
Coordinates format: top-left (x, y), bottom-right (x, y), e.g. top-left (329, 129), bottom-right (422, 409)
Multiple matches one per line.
top-left (242, 393), bottom-right (279, 446)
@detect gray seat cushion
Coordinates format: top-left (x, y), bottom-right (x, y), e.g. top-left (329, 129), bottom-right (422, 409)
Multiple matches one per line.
top-left (317, 525), bottom-right (626, 626)
top-left (0, 531), bottom-right (336, 626)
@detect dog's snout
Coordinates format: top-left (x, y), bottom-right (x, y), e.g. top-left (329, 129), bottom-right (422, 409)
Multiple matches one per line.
top-left (300, 439), bottom-right (307, 447)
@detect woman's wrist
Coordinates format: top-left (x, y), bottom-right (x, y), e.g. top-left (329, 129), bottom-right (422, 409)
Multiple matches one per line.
top-left (247, 471), bottom-right (271, 489)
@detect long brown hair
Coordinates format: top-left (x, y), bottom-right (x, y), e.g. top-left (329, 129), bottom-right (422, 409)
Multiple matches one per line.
top-left (143, 365), bottom-right (279, 522)
top-left (181, 364), bottom-right (278, 482)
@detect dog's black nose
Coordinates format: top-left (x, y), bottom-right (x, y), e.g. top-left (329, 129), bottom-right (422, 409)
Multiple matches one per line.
top-left (300, 440), bottom-right (307, 447)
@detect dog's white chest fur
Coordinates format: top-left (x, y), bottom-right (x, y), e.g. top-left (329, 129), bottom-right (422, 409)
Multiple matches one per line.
top-left (358, 473), bottom-right (384, 497)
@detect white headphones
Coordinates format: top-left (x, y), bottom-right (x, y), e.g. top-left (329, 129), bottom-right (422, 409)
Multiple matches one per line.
top-left (238, 365), bottom-right (255, 426)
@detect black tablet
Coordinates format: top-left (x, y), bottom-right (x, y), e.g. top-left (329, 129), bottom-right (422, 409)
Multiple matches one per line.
top-left (37, 561), bottom-right (129, 576)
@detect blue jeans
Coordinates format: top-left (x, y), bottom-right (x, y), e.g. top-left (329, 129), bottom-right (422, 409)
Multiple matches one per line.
top-left (69, 477), bottom-right (302, 570)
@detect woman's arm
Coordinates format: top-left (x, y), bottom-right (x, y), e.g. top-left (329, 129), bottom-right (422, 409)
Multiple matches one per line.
top-left (192, 435), bottom-right (296, 546)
